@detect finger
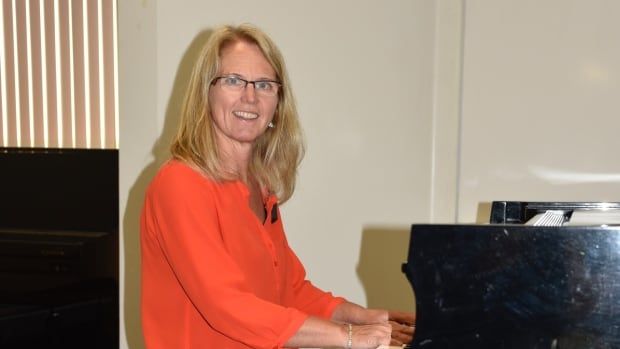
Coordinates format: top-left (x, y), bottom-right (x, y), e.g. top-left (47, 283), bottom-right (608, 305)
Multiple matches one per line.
top-left (398, 311), bottom-right (415, 324)
top-left (397, 326), bottom-right (414, 336)
top-left (391, 330), bottom-right (413, 344)
top-left (394, 333), bottom-right (413, 343)
top-left (389, 321), bottom-right (415, 335)
top-left (392, 336), bottom-right (411, 345)
top-left (388, 311), bottom-right (416, 325)
top-left (389, 316), bottom-right (413, 327)
top-left (392, 337), bottom-right (413, 343)
top-left (390, 338), bottom-right (404, 346)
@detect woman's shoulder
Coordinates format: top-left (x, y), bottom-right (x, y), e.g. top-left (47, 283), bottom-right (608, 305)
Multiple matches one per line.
top-left (149, 159), bottom-right (216, 192)
top-left (143, 160), bottom-right (223, 218)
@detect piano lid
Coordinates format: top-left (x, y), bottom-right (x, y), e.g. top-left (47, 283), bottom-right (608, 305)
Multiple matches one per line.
top-left (402, 214), bottom-right (620, 348)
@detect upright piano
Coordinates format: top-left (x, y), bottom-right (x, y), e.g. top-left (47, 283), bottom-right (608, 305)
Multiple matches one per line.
top-left (402, 201), bottom-right (620, 348)
top-left (0, 148), bottom-right (118, 348)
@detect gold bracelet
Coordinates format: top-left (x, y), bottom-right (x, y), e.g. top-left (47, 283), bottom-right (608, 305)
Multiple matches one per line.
top-left (346, 323), bottom-right (352, 349)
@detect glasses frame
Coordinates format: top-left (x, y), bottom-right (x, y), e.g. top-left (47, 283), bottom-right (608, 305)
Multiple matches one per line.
top-left (211, 75), bottom-right (282, 97)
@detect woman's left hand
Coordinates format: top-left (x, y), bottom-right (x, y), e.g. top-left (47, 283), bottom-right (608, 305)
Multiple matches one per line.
top-left (388, 310), bottom-right (415, 346)
top-left (361, 309), bottom-right (389, 324)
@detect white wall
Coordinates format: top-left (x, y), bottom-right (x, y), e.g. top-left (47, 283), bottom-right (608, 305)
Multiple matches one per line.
top-left (118, 1), bottom-right (157, 348)
top-left (457, 0), bottom-right (620, 222)
top-left (119, 1), bottom-right (441, 348)
top-left (119, 1), bottom-right (620, 347)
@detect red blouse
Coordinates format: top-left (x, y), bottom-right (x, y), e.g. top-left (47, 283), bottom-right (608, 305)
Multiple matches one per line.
top-left (140, 160), bottom-right (344, 349)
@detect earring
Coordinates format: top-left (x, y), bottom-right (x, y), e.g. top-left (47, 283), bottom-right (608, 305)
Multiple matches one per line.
top-left (268, 122), bottom-right (274, 128)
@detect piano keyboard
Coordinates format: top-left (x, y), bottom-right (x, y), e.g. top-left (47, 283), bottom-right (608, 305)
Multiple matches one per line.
top-left (528, 210), bottom-right (566, 226)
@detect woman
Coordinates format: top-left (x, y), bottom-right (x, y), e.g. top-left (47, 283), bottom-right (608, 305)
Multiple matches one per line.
top-left (140, 24), bottom-right (414, 349)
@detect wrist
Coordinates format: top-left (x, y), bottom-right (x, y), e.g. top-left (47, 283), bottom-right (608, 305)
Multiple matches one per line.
top-left (366, 309), bottom-right (389, 324)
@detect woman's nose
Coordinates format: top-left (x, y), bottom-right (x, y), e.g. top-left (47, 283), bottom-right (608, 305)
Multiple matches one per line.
top-left (241, 82), bottom-right (257, 103)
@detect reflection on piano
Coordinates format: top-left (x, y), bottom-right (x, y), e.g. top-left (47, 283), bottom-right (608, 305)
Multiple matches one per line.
top-left (402, 201), bottom-right (620, 349)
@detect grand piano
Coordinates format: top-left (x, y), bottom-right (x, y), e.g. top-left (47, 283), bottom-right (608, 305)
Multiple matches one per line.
top-left (402, 201), bottom-right (620, 349)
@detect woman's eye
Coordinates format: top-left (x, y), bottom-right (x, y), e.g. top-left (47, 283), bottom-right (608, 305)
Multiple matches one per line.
top-left (224, 77), bottom-right (242, 85)
top-left (255, 81), bottom-right (272, 91)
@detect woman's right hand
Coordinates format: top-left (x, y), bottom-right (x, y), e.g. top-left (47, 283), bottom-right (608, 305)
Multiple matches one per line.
top-left (349, 323), bottom-right (392, 349)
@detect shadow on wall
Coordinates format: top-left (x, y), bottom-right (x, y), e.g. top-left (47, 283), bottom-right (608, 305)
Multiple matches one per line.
top-left (475, 201), bottom-right (492, 223)
top-left (356, 227), bottom-right (416, 314)
top-left (122, 29), bottom-right (213, 349)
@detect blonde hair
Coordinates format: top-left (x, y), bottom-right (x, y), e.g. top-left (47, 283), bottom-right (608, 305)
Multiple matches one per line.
top-left (170, 24), bottom-right (305, 203)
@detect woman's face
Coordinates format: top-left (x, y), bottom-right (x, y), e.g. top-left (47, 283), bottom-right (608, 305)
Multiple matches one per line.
top-left (209, 40), bottom-right (279, 151)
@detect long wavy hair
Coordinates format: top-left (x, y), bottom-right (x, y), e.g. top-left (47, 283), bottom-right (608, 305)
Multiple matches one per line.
top-left (170, 24), bottom-right (305, 203)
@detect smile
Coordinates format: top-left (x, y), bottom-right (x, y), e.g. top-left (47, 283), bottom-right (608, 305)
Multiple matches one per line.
top-left (233, 111), bottom-right (259, 120)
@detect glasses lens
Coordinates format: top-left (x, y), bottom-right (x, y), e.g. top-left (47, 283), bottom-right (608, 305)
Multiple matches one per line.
top-left (254, 81), bottom-right (279, 96)
top-left (216, 76), bottom-right (280, 96)
top-left (221, 76), bottom-right (244, 89)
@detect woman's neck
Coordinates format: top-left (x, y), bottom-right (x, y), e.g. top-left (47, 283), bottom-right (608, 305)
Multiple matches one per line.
top-left (213, 130), bottom-right (254, 177)
top-left (219, 145), bottom-right (253, 183)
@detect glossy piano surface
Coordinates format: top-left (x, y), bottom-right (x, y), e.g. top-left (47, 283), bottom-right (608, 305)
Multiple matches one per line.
top-left (402, 224), bottom-right (620, 349)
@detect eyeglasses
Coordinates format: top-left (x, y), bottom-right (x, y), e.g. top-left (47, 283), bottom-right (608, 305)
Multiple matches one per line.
top-left (211, 75), bottom-right (281, 97)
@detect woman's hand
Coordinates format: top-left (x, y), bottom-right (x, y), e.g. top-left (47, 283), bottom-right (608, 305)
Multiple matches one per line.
top-left (331, 303), bottom-right (415, 346)
top-left (360, 308), bottom-right (389, 324)
top-left (387, 310), bottom-right (415, 346)
top-left (349, 323), bottom-right (392, 349)
top-left (355, 309), bottom-right (414, 346)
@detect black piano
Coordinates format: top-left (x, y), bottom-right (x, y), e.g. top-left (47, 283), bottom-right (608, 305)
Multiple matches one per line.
top-left (402, 201), bottom-right (620, 349)
top-left (0, 148), bottom-right (118, 348)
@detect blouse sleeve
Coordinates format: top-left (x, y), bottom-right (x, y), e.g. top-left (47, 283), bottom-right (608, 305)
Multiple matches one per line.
top-left (142, 164), bottom-right (307, 348)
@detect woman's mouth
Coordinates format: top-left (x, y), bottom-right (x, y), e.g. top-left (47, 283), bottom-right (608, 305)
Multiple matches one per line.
top-left (233, 111), bottom-right (259, 120)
